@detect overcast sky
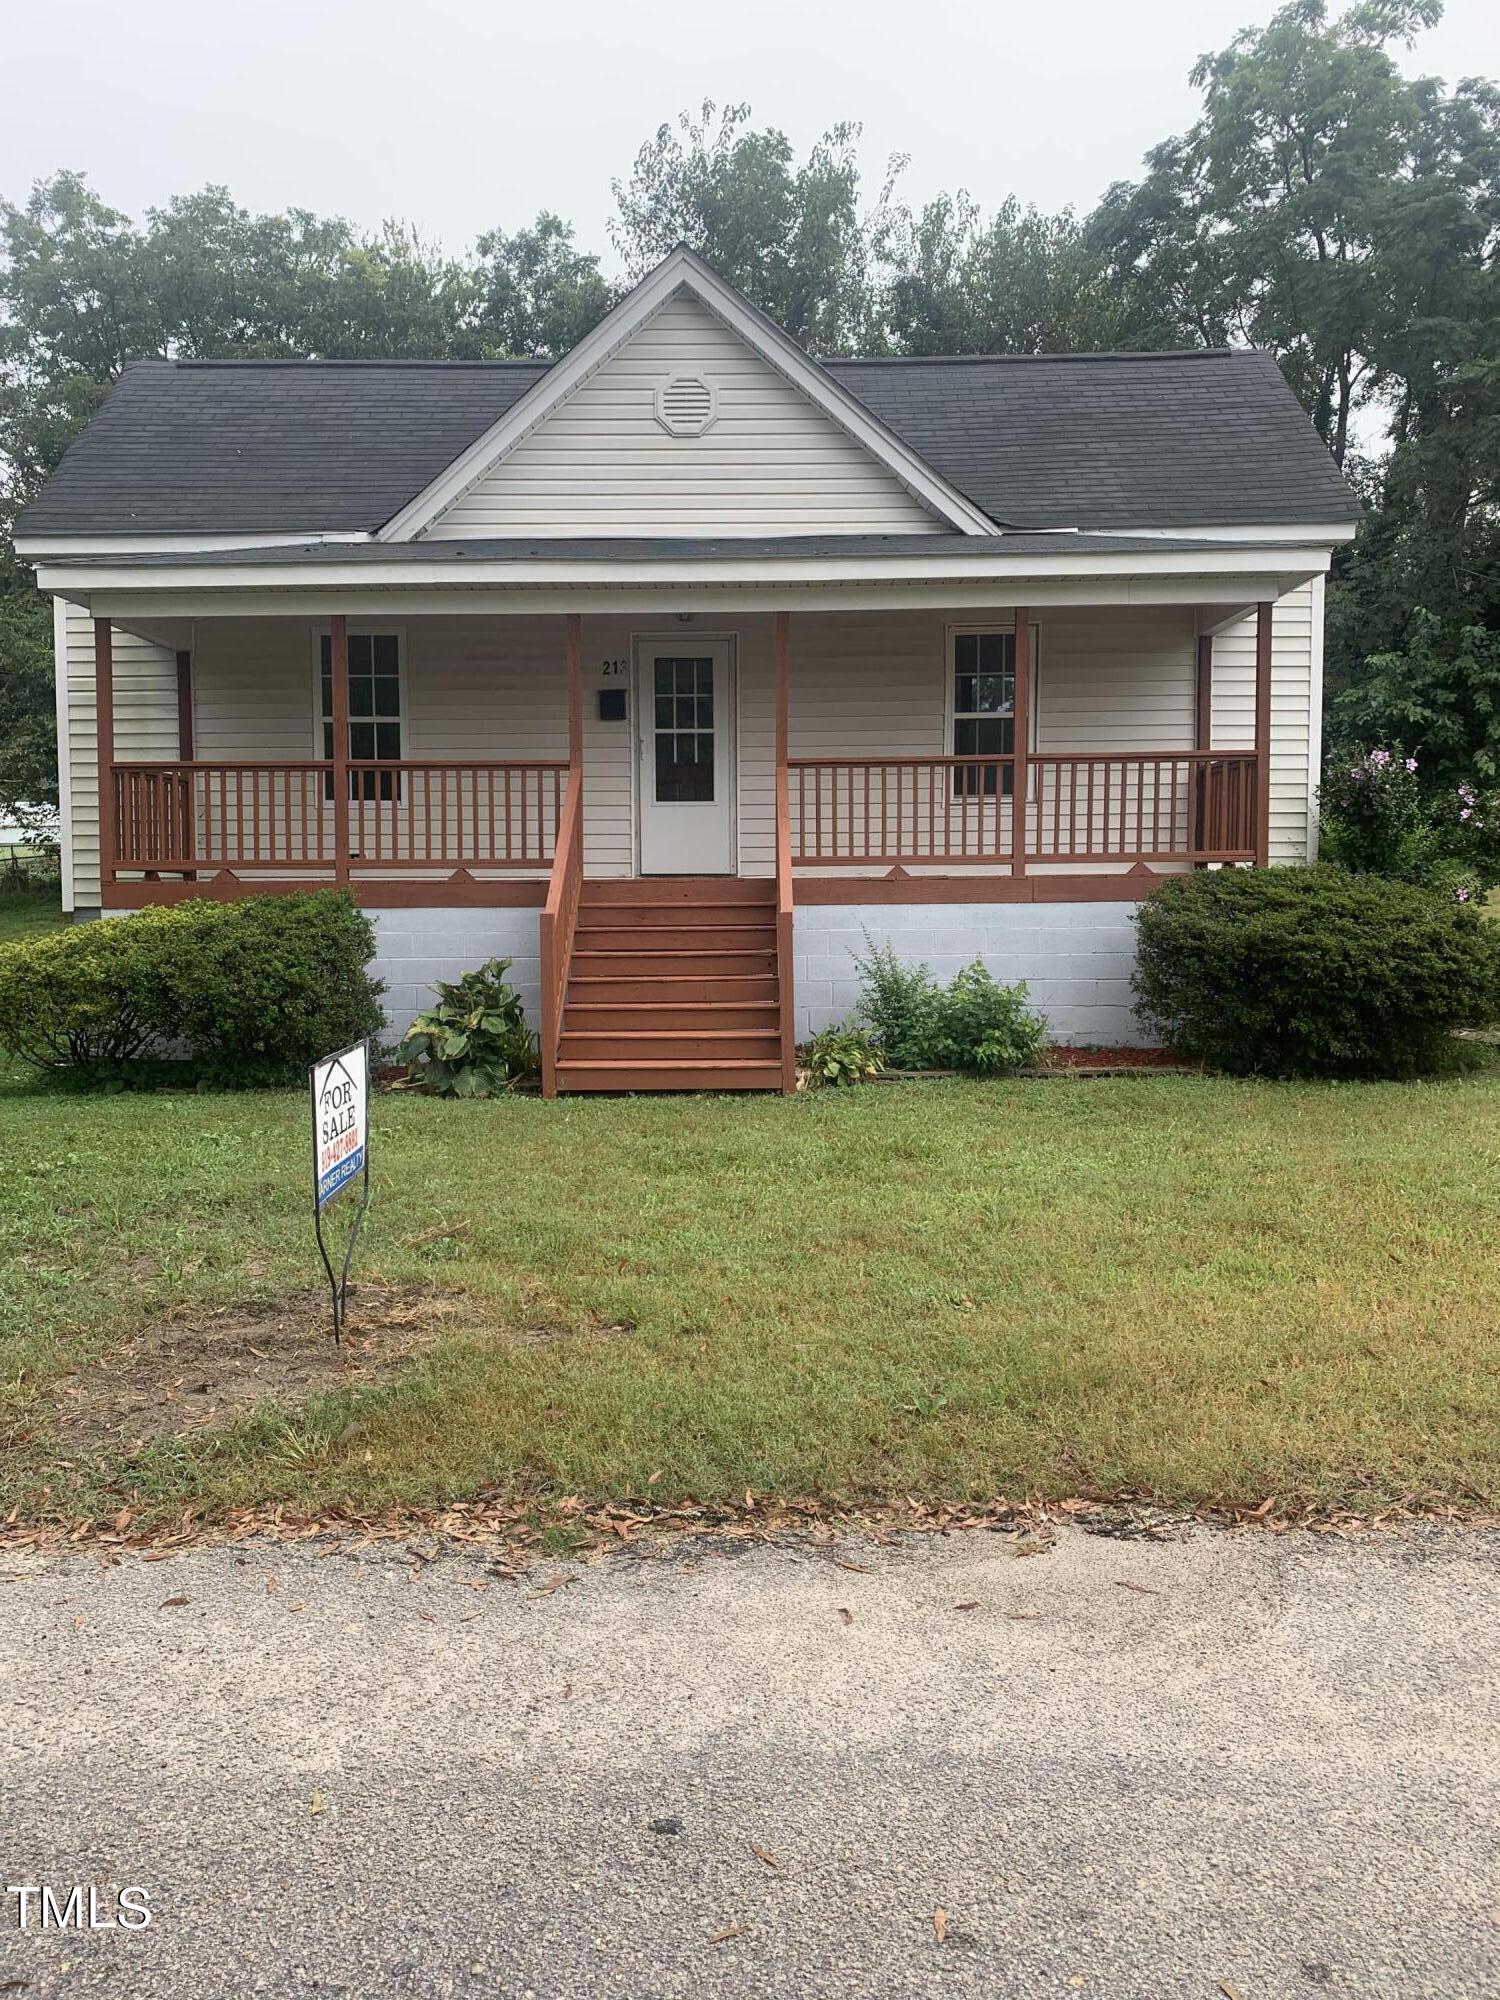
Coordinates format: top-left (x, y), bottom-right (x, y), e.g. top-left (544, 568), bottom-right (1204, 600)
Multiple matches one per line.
top-left (6, 0), bottom-right (1497, 264)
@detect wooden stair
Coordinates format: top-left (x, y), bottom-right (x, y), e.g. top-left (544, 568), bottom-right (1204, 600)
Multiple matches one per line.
top-left (555, 879), bottom-right (787, 1093)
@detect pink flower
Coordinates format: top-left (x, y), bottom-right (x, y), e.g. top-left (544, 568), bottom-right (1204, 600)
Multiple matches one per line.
top-left (1404, 757), bottom-right (1418, 772)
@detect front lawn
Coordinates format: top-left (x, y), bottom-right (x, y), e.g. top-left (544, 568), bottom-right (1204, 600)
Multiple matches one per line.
top-left (4, 1068), bottom-right (1500, 1530)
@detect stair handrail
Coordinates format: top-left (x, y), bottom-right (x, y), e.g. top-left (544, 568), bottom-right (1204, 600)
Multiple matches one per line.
top-left (539, 760), bottom-right (584, 1099)
top-left (775, 750), bottom-right (796, 1095)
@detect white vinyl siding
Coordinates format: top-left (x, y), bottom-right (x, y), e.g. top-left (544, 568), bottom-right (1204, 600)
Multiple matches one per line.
top-left (426, 290), bottom-right (943, 538)
top-left (58, 600), bottom-right (178, 909)
top-left (1209, 579), bottom-right (1318, 863)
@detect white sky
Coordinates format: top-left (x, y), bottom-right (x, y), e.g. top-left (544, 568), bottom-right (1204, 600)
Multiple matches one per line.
top-left (6, 0), bottom-right (1497, 265)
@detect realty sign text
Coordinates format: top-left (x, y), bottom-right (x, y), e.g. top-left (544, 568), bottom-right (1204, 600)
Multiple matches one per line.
top-left (313, 1041), bottom-right (368, 1209)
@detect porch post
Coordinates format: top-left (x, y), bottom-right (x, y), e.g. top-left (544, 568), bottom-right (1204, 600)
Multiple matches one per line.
top-left (175, 649), bottom-right (197, 878)
top-left (329, 613), bottom-right (351, 884)
top-left (566, 613), bottom-right (583, 770)
top-left (1254, 601), bottom-right (1273, 867)
top-left (1193, 632), bottom-right (1213, 864)
top-left (94, 617), bottom-right (115, 894)
top-left (1011, 608), bottom-right (1031, 877)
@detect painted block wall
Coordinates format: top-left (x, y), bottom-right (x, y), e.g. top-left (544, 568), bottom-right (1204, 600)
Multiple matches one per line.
top-left (793, 902), bottom-right (1148, 1048)
top-left (367, 908), bottom-right (542, 1040)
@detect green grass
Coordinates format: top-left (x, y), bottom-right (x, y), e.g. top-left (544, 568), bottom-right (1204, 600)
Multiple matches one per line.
top-left (3, 1066), bottom-right (1500, 1527)
top-left (0, 883), bottom-right (66, 944)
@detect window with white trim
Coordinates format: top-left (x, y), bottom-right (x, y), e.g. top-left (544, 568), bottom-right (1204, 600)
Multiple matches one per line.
top-left (952, 630), bottom-right (1014, 797)
top-left (319, 631), bottom-right (403, 800)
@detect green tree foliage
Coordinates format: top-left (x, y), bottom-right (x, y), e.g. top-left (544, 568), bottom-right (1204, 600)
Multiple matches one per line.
top-left (473, 213), bottom-right (616, 359)
top-left (609, 102), bottom-right (873, 352)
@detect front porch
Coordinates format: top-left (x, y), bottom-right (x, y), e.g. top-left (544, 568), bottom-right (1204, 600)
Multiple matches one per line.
top-left (85, 595), bottom-right (1282, 1093)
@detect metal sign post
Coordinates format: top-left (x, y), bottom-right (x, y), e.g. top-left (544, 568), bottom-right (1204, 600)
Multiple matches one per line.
top-left (310, 1039), bottom-right (371, 1344)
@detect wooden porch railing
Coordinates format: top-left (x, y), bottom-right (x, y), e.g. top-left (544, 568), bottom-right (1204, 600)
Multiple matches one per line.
top-left (538, 773), bottom-right (583, 1099)
top-left (787, 751), bottom-right (1258, 868)
top-left (109, 759), bottom-right (571, 877)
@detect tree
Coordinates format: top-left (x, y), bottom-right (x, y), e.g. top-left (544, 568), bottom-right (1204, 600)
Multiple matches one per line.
top-left (874, 190), bottom-right (1131, 354)
top-left (610, 102), bottom-right (874, 352)
top-left (472, 213), bottom-right (615, 358)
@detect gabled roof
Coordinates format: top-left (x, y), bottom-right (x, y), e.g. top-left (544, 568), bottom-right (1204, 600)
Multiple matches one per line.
top-left (14, 246), bottom-right (1361, 545)
top-left (379, 246), bottom-right (996, 538)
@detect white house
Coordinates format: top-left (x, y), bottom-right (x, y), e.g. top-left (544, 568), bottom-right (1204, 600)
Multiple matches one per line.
top-left (16, 246), bottom-right (1358, 1092)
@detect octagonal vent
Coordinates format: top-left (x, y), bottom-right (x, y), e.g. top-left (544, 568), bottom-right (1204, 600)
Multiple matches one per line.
top-left (655, 374), bottom-right (718, 437)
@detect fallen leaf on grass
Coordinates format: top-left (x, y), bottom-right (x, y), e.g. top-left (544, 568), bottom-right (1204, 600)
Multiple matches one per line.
top-left (750, 1843), bottom-right (778, 1869)
top-left (837, 1607), bottom-right (853, 1626)
top-left (111, 1507), bottom-right (132, 1533)
top-left (933, 1907), bottom-right (948, 1944)
top-left (707, 1926), bottom-right (743, 1946)
top-left (265, 1575), bottom-right (279, 1595)
top-left (142, 1551), bottom-right (174, 1564)
top-left (533, 1572), bottom-right (577, 1597)
top-left (158, 1595), bottom-right (189, 1609)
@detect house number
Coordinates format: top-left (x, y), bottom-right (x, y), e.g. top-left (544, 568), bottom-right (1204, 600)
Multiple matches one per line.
top-left (600, 659), bottom-right (628, 676)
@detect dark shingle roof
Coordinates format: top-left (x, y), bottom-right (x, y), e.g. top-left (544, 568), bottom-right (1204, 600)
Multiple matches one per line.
top-left (17, 359), bottom-right (550, 537)
top-left (823, 351), bottom-right (1356, 529)
top-left (17, 346), bottom-right (1356, 540)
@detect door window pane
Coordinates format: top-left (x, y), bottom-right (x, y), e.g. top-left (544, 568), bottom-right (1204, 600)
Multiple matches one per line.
top-left (653, 657), bottom-right (715, 803)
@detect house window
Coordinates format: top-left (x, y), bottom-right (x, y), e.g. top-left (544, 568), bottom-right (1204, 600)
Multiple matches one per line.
top-left (320, 631), bottom-right (403, 800)
top-left (952, 630), bottom-right (1014, 797)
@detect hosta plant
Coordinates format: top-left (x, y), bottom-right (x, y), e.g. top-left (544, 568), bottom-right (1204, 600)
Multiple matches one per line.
top-left (399, 959), bottom-right (536, 1097)
top-left (802, 1021), bottom-right (884, 1087)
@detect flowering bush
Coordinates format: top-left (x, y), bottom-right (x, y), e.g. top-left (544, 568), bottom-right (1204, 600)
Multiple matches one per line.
top-left (1320, 749), bottom-right (1500, 900)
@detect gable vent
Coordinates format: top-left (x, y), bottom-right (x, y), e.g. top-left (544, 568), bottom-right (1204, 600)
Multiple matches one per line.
top-left (655, 374), bottom-right (719, 437)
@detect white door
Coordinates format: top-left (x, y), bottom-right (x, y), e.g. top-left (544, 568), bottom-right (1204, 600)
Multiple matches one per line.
top-left (637, 640), bottom-right (735, 874)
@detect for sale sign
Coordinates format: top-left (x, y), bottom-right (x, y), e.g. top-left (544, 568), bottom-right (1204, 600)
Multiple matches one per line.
top-left (312, 1040), bottom-right (368, 1209)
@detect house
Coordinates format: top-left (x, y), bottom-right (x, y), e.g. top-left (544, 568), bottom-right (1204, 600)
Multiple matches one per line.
top-left (16, 246), bottom-right (1358, 1092)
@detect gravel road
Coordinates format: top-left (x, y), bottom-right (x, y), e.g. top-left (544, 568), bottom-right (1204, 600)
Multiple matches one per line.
top-left (2, 1522), bottom-right (1497, 1998)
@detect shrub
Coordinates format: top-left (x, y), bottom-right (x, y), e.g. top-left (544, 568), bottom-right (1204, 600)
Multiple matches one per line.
top-left (1132, 866), bottom-right (1500, 1079)
top-left (152, 892), bottom-right (385, 1086)
top-left (0, 917), bottom-right (164, 1072)
top-left (854, 939), bottom-right (1048, 1073)
top-left (398, 959), bottom-right (536, 1097)
top-left (1320, 748), bottom-right (1500, 898)
top-left (923, 961), bottom-right (1049, 1073)
top-left (853, 939), bottom-right (941, 1067)
top-left (0, 890), bottom-right (385, 1086)
top-left (802, 1021), bottom-right (883, 1087)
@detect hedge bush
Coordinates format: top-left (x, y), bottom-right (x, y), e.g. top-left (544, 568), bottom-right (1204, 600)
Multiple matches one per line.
top-left (0, 891), bottom-right (385, 1086)
top-left (1133, 866), bottom-right (1500, 1078)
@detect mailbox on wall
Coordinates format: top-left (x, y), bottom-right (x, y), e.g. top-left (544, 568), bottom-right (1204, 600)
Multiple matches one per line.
top-left (598, 687), bottom-right (628, 721)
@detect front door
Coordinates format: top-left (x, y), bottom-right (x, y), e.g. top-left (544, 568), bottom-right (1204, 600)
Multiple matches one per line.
top-left (637, 640), bottom-right (735, 874)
